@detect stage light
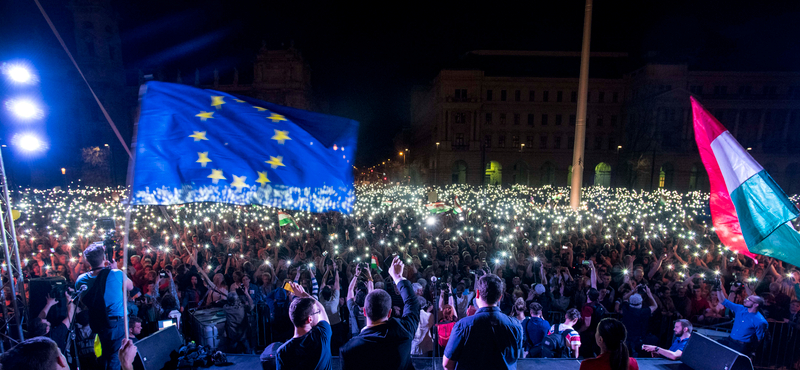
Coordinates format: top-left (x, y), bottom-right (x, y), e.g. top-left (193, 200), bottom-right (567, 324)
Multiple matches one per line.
top-left (3, 64), bottom-right (35, 84)
top-left (17, 134), bottom-right (44, 151)
top-left (7, 99), bottom-right (41, 119)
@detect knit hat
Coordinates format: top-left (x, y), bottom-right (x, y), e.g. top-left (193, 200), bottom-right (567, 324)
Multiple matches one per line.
top-left (534, 284), bottom-right (546, 295)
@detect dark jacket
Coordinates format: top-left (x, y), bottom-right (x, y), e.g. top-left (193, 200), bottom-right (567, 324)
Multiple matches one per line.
top-left (340, 279), bottom-right (420, 370)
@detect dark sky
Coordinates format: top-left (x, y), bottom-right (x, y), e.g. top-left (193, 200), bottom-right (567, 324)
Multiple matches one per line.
top-left (3, 0), bottom-right (800, 172)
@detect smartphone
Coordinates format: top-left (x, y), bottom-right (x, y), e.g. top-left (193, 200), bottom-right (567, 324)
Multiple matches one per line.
top-left (582, 260), bottom-right (591, 265)
top-left (283, 281), bottom-right (294, 293)
top-left (50, 248), bottom-right (55, 253)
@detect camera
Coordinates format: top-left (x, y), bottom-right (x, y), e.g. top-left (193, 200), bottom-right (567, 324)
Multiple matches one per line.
top-left (159, 270), bottom-right (167, 278)
top-left (357, 262), bottom-right (369, 271)
top-left (637, 285), bottom-right (646, 295)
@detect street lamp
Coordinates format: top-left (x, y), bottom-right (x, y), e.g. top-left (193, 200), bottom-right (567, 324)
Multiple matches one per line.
top-left (16, 133), bottom-right (44, 151)
top-left (7, 99), bottom-right (41, 120)
top-left (2, 63), bottom-right (35, 84)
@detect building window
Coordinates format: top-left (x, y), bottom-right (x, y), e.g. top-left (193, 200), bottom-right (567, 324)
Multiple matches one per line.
top-left (554, 136), bottom-right (562, 149)
top-left (610, 115), bottom-right (618, 127)
top-left (513, 113), bottom-right (520, 125)
top-left (515, 90), bottom-right (521, 102)
top-left (512, 135), bottom-right (520, 148)
top-left (526, 136), bottom-right (534, 147)
top-left (594, 137), bottom-right (602, 150)
top-left (499, 113), bottom-right (506, 125)
top-left (501, 90), bottom-right (507, 101)
top-left (597, 114), bottom-right (604, 126)
top-left (487, 90), bottom-right (493, 101)
top-left (690, 85), bottom-right (703, 95)
top-left (739, 86), bottom-right (752, 95)
top-left (529, 90), bottom-right (535, 101)
top-left (571, 91), bottom-right (577, 102)
top-left (543, 91), bottom-right (549, 102)
top-left (455, 133), bottom-right (465, 145)
top-left (568, 136), bottom-right (574, 149)
top-left (555, 114), bottom-right (562, 126)
top-left (608, 138), bottom-right (616, 151)
top-left (763, 86), bottom-right (777, 95)
top-left (541, 114), bottom-right (548, 126)
top-left (527, 113), bottom-right (534, 126)
top-left (455, 89), bottom-right (468, 101)
top-left (598, 92), bottom-right (605, 103)
top-left (557, 91), bottom-right (563, 102)
top-left (569, 114), bottom-right (576, 125)
top-left (485, 113), bottom-right (493, 125)
top-left (484, 135), bottom-right (492, 148)
top-left (498, 135), bottom-right (506, 148)
top-left (612, 92), bottom-right (618, 103)
top-left (454, 112), bottom-right (466, 123)
top-left (714, 85), bottom-right (727, 95)
top-left (539, 135), bottom-right (547, 149)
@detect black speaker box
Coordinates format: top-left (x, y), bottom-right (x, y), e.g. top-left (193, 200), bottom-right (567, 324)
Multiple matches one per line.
top-left (682, 332), bottom-right (753, 370)
top-left (29, 277), bottom-right (69, 321)
top-left (135, 325), bottom-right (184, 370)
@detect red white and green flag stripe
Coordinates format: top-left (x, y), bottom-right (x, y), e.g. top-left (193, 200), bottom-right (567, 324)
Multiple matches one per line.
top-left (453, 196), bottom-right (464, 214)
top-left (425, 202), bottom-right (451, 214)
top-left (278, 211), bottom-right (299, 229)
top-left (692, 97), bottom-right (800, 265)
top-left (370, 255), bottom-right (382, 271)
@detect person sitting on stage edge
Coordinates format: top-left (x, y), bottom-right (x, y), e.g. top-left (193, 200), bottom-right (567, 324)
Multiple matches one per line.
top-left (76, 243), bottom-right (133, 370)
top-left (714, 284), bottom-right (768, 354)
top-left (642, 319), bottom-right (691, 360)
top-left (580, 318), bottom-right (639, 370)
top-left (443, 273), bottom-right (523, 370)
top-left (340, 256), bottom-right (420, 370)
top-left (276, 282), bottom-right (331, 370)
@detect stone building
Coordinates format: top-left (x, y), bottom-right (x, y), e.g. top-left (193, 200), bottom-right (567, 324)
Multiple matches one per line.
top-left (410, 51), bottom-right (800, 193)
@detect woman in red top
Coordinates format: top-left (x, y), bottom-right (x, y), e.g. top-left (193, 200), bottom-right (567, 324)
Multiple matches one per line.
top-left (579, 318), bottom-right (639, 370)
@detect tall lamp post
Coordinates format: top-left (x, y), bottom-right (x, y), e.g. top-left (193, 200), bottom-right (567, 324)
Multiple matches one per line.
top-left (2, 62), bottom-right (45, 341)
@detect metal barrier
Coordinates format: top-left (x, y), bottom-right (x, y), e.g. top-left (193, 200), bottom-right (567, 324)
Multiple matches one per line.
top-left (753, 321), bottom-right (800, 369)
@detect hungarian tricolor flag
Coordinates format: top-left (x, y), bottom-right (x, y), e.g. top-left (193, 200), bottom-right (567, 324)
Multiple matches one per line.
top-left (370, 255), bottom-right (382, 272)
top-left (425, 202), bottom-right (451, 214)
top-left (453, 196), bottom-right (464, 214)
top-left (529, 196), bottom-right (536, 207)
top-left (278, 211), bottom-right (299, 229)
top-left (382, 200), bottom-right (393, 206)
top-left (692, 97), bottom-right (800, 265)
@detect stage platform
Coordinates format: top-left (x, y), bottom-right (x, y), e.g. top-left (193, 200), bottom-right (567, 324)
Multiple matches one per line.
top-left (223, 355), bottom-right (687, 370)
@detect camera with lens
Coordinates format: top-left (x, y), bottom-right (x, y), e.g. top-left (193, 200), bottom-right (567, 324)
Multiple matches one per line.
top-left (95, 217), bottom-right (118, 262)
top-left (637, 285), bottom-right (646, 295)
top-left (159, 270), bottom-right (167, 278)
top-left (357, 262), bottom-right (369, 271)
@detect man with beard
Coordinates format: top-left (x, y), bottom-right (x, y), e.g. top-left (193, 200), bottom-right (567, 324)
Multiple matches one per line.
top-left (643, 319), bottom-right (692, 360)
top-left (715, 287), bottom-right (767, 354)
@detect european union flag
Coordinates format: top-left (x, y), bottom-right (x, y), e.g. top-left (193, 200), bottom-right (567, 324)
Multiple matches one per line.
top-left (130, 81), bottom-right (358, 213)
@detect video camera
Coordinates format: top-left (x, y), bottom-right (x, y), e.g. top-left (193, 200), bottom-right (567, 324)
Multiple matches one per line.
top-left (95, 217), bottom-right (118, 262)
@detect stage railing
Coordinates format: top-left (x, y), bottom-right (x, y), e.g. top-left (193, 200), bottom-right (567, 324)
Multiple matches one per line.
top-left (753, 321), bottom-right (800, 369)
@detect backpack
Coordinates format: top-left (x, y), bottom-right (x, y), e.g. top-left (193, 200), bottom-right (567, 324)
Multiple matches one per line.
top-left (541, 326), bottom-right (572, 358)
top-left (81, 269), bottom-right (112, 332)
top-left (437, 321), bottom-right (456, 347)
top-left (589, 302), bottom-right (607, 328)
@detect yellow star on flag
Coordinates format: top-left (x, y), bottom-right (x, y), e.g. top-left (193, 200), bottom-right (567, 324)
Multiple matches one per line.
top-left (266, 156), bottom-right (286, 169)
top-left (230, 175), bottom-right (248, 191)
top-left (256, 172), bottom-right (270, 186)
top-left (196, 152), bottom-right (212, 167)
top-left (267, 113), bottom-right (287, 122)
top-left (271, 130), bottom-right (291, 144)
top-left (189, 131), bottom-right (209, 141)
top-left (253, 106), bottom-right (267, 111)
top-left (195, 111), bottom-right (214, 121)
top-left (211, 96), bottom-right (226, 109)
top-left (208, 169), bottom-right (225, 184)
top-left (234, 99), bottom-right (245, 103)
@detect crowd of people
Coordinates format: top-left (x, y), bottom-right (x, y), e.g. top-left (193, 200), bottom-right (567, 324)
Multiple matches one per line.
top-left (2, 184), bottom-right (800, 369)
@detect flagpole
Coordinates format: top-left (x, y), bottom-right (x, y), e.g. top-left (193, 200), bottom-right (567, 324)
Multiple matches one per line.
top-left (570, 0), bottom-right (593, 210)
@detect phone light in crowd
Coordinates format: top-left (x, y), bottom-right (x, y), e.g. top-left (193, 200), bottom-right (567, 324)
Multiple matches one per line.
top-left (264, 260), bottom-right (270, 265)
top-left (287, 260), bottom-right (291, 266)
top-left (494, 258), bottom-right (500, 265)
top-left (426, 217), bottom-right (436, 226)
top-left (16, 133), bottom-right (44, 151)
top-left (715, 270), bottom-right (721, 275)
top-left (667, 265), bottom-right (673, 270)
top-left (533, 256), bottom-right (539, 262)
top-left (623, 269), bottom-right (629, 275)
top-left (308, 262), bottom-right (314, 268)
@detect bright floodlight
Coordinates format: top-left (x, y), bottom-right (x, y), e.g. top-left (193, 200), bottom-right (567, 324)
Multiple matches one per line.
top-left (8, 99), bottom-right (40, 119)
top-left (17, 134), bottom-right (43, 151)
top-left (426, 217), bottom-right (436, 225)
top-left (7, 65), bottom-right (32, 83)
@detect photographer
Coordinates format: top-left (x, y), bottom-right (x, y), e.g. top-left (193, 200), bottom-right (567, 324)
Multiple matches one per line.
top-left (714, 282), bottom-right (768, 355)
top-left (76, 243), bottom-right (133, 370)
top-left (346, 262), bottom-right (372, 337)
top-left (276, 282), bottom-right (331, 370)
top-left (618, 283), bottom-right (657, 357)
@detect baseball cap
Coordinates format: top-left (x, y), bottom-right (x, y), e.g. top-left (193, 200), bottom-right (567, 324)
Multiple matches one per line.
top-left (630, 293), bottom-right (643, 307)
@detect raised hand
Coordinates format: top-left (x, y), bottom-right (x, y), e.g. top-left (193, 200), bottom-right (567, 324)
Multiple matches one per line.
top-left (388, 256), bottom-right (404, 283)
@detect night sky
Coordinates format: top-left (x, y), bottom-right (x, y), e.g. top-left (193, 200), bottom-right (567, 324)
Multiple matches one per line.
top-left (2, 0), bottom-right (800, 174)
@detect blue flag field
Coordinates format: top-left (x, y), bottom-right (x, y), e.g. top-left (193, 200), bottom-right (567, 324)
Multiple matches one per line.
top-left (130, 81), bottom-right (358, 213)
